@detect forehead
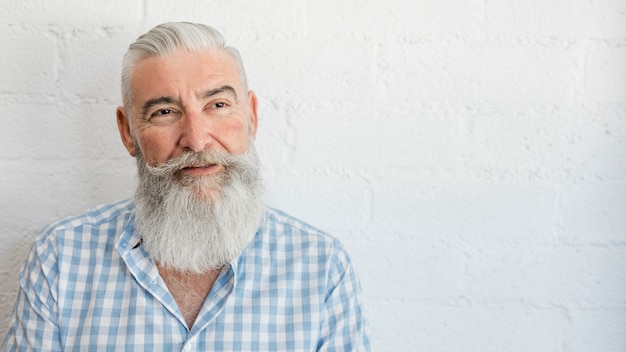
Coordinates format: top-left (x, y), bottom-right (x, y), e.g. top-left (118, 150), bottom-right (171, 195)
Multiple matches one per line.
top-left (129, 49), bottom-right (243, 101)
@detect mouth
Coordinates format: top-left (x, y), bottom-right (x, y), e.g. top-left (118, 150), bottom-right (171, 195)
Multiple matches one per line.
top-left (180, 163), bottom-right (223, 176)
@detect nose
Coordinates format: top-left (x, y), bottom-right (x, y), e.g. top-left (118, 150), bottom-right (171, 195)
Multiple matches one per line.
top-left (179, 111), bottom-right (214, 152)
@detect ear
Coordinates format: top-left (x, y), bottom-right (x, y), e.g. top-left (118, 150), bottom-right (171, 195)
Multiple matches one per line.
top-left (116, 106), bottom-right (137, 157)
top-left (247, 90), bottom-right (259, 139)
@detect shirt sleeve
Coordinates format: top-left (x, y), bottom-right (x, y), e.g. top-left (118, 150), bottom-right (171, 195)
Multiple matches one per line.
top-left (2, 233), bottom-right (62, 352)
top-left (317, 242), bottom-right (372, 352)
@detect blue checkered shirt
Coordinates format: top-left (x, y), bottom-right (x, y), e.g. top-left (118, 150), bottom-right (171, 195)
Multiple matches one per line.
top-left (2, 199), bottom-right (371, 351)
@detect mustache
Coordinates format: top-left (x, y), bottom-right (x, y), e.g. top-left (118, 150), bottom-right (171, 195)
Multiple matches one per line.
top-left (144, 149), bottom-right (240, 178)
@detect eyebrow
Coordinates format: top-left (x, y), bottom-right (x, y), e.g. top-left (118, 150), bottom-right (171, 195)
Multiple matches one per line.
top-left (202, 85), bottom-right (238, 103)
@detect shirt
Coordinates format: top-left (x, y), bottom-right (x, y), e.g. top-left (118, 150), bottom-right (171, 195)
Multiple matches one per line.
top-left (2, 199), bottom-right (371, 351)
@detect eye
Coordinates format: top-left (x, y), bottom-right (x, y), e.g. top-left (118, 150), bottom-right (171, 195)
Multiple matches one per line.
top-left (213, 102), bottom-right (227, 109)
top-left (154, 108), bottom-right (172, 116)
top-left (146, 108), bottom-right (180, 125)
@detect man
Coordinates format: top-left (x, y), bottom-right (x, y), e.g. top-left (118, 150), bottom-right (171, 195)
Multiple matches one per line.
top-left (3, 22), bottom-right (371, 351)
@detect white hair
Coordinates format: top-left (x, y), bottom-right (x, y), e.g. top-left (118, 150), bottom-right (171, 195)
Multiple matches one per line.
top-left (121, 22), bottom-right (248, 113)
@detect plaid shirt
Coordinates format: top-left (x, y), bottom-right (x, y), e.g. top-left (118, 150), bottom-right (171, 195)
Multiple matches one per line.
top-left (3, 199), bottom-right (371, 351)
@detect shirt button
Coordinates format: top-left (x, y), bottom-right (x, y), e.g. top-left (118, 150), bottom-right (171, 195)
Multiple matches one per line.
top-left (185, 344), bottom-right (192, 351)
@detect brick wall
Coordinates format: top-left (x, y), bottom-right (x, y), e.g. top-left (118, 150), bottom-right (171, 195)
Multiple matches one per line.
top-left (1, 1), bottom-right (625, 351)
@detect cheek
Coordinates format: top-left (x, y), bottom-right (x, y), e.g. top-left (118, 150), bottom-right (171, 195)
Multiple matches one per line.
top-left (136, 131), bottom-right (177, 163)
top-left (221, 121), bottom-right (251, 153)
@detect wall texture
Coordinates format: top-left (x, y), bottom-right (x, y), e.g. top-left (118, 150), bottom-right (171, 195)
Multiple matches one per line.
top-left (1, 1), bottom-right (626, 351)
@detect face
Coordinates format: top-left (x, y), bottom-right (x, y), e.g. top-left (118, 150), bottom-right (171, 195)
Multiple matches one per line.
top-left (117, 49), bottom-right (258, 179)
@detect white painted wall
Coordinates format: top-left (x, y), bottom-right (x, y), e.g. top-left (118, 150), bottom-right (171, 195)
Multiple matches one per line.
top-left (1, 1), bottom-right (625, 351)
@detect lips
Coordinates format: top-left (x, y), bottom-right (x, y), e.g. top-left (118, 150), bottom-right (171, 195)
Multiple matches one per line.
top-left (183, 163), bottom-right (217, 170)
top-left (180, 163), bottom-right (223, 176)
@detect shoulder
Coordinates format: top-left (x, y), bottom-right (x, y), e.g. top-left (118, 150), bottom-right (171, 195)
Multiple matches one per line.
top-left (35, 199), bottom-right (134, 252)
top-left (255, 207), bottom-right (352, 264)
top-left (19, 199), bottom-right (134, 289)
top-left (263, 207), bottom-right (339, 245)
top-left (41, 199), bottom-right (133, 233)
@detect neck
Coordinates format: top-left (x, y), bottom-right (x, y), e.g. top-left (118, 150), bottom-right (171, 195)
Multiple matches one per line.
top-left (157, 265), bottom-right (221, 328)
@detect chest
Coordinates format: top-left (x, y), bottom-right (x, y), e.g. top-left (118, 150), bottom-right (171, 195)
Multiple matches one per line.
top-left (57, 266), bottom-right (323, 350)
top-left (159, 269), bottom-right (219, 328)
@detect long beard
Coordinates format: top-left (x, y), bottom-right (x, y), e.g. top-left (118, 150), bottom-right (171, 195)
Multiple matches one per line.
top-left (133, 143), bottom-right (264, 273)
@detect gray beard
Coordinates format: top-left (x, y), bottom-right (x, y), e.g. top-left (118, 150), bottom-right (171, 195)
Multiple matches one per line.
top-left (133, 143), bottom-right (265, 273)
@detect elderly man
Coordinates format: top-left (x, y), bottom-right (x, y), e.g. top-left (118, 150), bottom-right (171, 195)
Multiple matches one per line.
top-left (3, 22), bottom-right (371, 351)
